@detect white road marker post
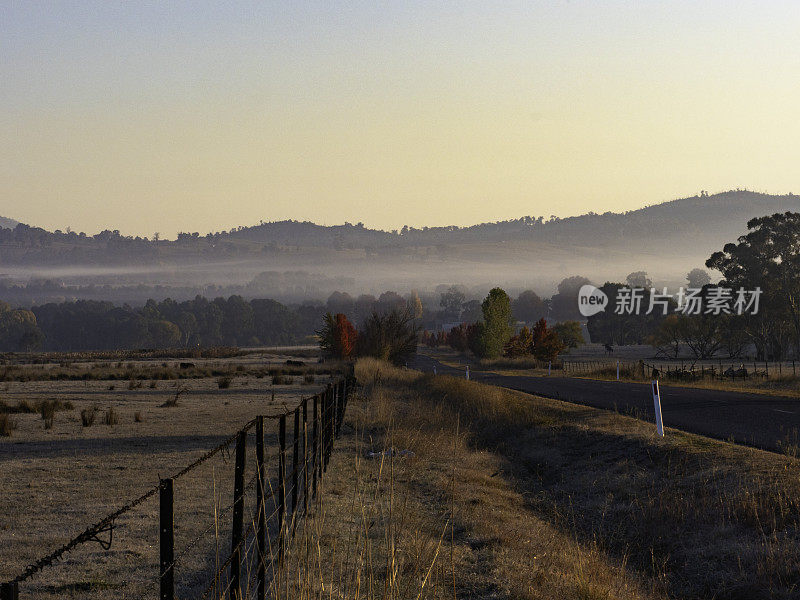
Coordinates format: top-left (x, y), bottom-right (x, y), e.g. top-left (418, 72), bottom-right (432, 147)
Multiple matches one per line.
top-left (617, 360), bottom-right (620, 381)
top-left (465, 365), bottom-right (470, 380)
top-left (433, 366), bottom-right (437, 376)
top-left (651, 379), bottom-right (664, 437)
top-left (548, 361), bottom-right (552, 376)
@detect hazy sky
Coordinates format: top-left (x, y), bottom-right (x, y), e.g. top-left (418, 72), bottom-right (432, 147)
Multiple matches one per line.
top-left (2, 1), bottom-right (799, 238)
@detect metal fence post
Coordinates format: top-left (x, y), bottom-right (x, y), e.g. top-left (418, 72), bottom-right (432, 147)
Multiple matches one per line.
top-left (159, 478), bottom-right (174, 600)
top-left (230, 430), bottom-right (246, 599)
top-left (0, 583), bottom-right (18, 600)
top-left (278, 414), bottom-right (287, 565)
top-left (255, 416), bottom-right (266, 600)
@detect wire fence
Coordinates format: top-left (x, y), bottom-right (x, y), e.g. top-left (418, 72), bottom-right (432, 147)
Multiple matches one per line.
top-left (563, 358), bottom-right (800, 382)
top-left (0, 372), bottom-right (354, 600)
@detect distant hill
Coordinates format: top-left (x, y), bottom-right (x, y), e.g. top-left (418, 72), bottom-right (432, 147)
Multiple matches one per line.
top-left (0, 217), bottom-right (18, 229)
top-left (1, 190), bottom-right (799, 300)
top-left (220, 190), bottom-right (800, 251)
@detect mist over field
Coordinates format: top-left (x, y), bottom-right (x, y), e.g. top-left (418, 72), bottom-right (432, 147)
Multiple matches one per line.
top-left (2, 190), bottom-right (797, 306)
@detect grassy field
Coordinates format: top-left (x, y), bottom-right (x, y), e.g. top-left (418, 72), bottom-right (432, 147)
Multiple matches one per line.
top-left (5, 351), bottom-right (800, 598)
top-left (288, 358), bottom-right (800, 599)
top-left (0, 350), bottom-right (341, 598)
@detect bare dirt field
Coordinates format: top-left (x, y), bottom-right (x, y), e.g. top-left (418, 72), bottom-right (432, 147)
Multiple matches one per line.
top-left (0, 351), bottom-right (338, 598)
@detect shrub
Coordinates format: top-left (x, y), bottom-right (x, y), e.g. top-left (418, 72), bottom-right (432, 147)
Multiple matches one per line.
top-left (303, 374), bottom-right (315, 384)
top-left (318, 313), bottom-right (359, 359)
top-left (217, 375), bottom-right (233, 389)
top-left (134, 411), bottom-right (143, 422)
top-left (40, 400), bottom-right (56, 430)
top-left (0, 413), bottom-right (17, 436)
top-left (149, 380), bottom-right (157, 389)
top-left (81, 407), bottom-right (98, 427)
top-left (272, 374), bottom-right (286, 385)
top-left (104, 407), bottom-right (118, 426)
top-left (359, 309), bottom-right (419, 365)
top-left (161, 385), bottom-right (187, 407)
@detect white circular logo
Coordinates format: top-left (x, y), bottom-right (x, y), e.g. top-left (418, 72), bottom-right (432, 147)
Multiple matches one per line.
top-left (577, 284), bottom-right (608, 317)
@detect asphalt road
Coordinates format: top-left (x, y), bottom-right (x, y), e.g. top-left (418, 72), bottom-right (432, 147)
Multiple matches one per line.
top-left (410, 354), bottom-right (800, 452)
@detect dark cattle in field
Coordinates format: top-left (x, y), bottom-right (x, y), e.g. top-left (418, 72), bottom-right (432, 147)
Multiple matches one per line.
top-left (179, 362), bottom-right (195, 369)
top-left (285, 359), bottom-right (304, 367)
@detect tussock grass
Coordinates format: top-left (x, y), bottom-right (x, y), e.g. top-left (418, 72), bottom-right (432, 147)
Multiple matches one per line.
top-left (80, 406), bottom-right (98, 427)
top-left (0, 398), bottom-right (73, 415)
top-left (104, 407), bottom-right (118, 426)
top-left (348, 358), bottom-right (800, 598)
top-left (0, 413), bottom-right (17, 437)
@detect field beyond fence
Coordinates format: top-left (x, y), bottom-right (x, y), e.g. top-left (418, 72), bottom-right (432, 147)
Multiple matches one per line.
top-left (1, 373), bottom-right (354, 600)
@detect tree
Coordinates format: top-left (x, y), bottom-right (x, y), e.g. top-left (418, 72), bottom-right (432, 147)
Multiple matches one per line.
top-left (447, 323), bottom-right (470, 352)
top-left (552, 321), bottom-right (584, 348)
top-left (647, 314), bottom-right (683, 358)
top-left (531, 318), bottom-right (565, 361)
top-left (359, 309), bottom-right (418, 365)
top-left (503, 325), bottom-right (533, 357)
top-left (317, 313), bottom-right (358, 359)
top-left (474, 288), bottom-right (513, 358)
top-left (460, 299), bottom-right (482, 323)
top-left (707, 212), bottom-right (800, 358)
top-left (626, 271), bottom-right (652, 289)
top-left (550, 276), bottom-right (591, 321)
top-left (407, 290), bottom-right (423, 320)
top-left (686, 268), bottom-right (711, 289)
top-left (512, 290), bottom-right (547, 323)
top-left (439, 286), bottom-right (466, 321)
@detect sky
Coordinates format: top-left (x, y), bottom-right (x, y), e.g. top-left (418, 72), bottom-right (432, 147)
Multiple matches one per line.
top-left (2, 1), bottom-right (799, 238)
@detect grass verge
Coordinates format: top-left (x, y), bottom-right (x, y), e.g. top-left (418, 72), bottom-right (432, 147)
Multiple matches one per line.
top-left (289, 358), bottom-right (800, 599)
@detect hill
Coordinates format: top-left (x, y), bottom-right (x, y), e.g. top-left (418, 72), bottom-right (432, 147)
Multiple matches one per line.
top-left (0, 217), bottom-right (19, 229)
top-left (0, 190), bottom-right (798, 301)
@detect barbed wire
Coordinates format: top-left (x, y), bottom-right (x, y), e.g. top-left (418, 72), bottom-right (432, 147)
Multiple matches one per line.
top-left (4, 374), bottom-right (351, 589)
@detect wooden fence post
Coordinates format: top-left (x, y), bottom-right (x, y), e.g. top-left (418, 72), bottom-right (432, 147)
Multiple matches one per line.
top-left (291, 407), bottom-right (300, 531)
top-left (312, 394), bottom-right (319, 498)
top-left (230, 430), bottom-right (246, 599)
top-left (321, 387), bottom-right (329, 474)
top-left (278, 414), bottom-right (287, 565)
top-left (302, 398), bottom-right (309, 516)
top-left (0, 583), bottom-right (18, 600)
top-left (159, 478), bottom-right (174, 600)
top-left (255, 416), bottom-right (266, 600)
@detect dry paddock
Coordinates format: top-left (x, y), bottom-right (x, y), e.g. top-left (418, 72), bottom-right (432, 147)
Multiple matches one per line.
top-left (0, 372), bottom-right (335, 598)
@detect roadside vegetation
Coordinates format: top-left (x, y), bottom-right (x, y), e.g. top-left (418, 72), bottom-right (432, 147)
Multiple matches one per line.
top-left (298, 358), bottom-right (800, 598)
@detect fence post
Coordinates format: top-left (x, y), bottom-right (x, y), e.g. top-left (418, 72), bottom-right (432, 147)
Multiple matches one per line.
top-left (303, 398), bottom-right (309, 516)
top-left (651, 380), bottom-right (664, 437)
top-left (337, 379), bottom-right (346, 434)
top-left (230, 430), bottom-right (246, 599)
top-left (255, 416), bottom-right (266, 600)
top-left (0, 583), bottom-right (18, 600)
top-left (312, 394), bottom-right (319, 498)
top-left (322, 386), bottom-right (330, 473)
top-left (291, 407), bottom-right (300, 531)
top-left (278, 414), bottom-right (286, 565)
top-left (159, 478), bottom-right (174, 600)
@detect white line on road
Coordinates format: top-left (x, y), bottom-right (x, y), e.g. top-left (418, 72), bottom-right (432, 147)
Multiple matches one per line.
top-left (773, 409), bottom-right (794, 414)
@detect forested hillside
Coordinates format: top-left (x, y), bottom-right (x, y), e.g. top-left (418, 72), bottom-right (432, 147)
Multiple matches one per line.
top-left (1, 190), bottom-right (797, 266)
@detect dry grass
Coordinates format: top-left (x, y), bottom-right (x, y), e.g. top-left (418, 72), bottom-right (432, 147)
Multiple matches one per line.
top-left (321, 358), bottom-right (800, 599)
top-left (80, 406), bottom-right (97, 427)
top-left (0, 412), bottom-right (17, 436)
